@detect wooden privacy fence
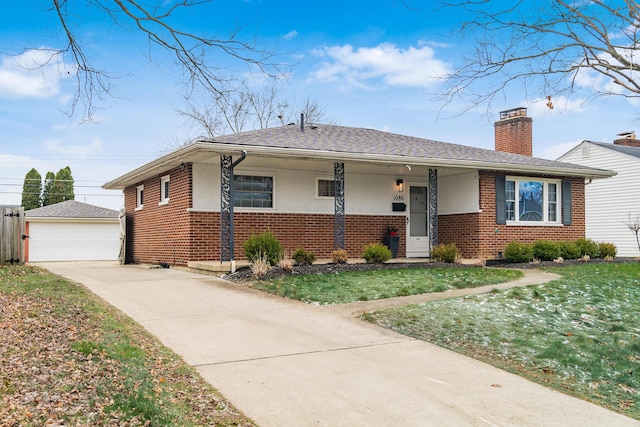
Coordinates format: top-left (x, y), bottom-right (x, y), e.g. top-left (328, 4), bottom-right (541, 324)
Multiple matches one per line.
top-left (0, 207), bottom-right (25, 264)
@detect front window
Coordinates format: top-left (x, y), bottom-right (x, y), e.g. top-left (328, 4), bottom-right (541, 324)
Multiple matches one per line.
top-left (317, 178), bottom-right (335, 198)
top-left (507, 178), bottom-right (560, 223)
top-left (233, 175), bottom-right (273, 208)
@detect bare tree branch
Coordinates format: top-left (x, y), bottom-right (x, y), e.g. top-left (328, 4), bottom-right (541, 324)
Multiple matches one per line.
top-left (443, 0), bottom-right (640, 114)
top-left (27, 0), bottom-right (287, 121)
top-left (177, 81), bottom-right (330, 138)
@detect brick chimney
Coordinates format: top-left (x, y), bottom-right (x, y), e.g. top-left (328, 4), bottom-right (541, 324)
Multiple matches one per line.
top-left (495, 107), bottom-right (532, 156)
top-left (613, 131), bottom-right (640, 147)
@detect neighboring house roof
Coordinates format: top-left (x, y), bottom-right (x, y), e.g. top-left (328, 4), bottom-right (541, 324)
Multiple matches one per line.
top-left (104, 124), bottom-right (615, 190)
top-left (26, 200), bottom-right (120, 219)
top-left (585, 141), bottom-right (640, 159)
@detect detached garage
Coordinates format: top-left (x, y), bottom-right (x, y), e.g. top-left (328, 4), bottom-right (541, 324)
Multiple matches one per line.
top-left (25, 200), bottom-right (121, 262)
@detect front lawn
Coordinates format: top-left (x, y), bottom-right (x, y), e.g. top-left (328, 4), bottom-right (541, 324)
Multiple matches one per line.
top-left (251, 266), bottom-right (523, 304)
top-left (363, 263), bottom-right (640, 420)
top-left (0, 265), bottom-right (255, 426)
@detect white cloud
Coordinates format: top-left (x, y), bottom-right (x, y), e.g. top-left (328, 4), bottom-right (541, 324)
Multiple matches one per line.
top-left (0, 48), bottom-right (74, 99)
top-left (283, 30), bottom-right (298, 40)
top-left (45, 137), bottom-right (103, 158)
top-left (309, 42), bottom-right (451, 89)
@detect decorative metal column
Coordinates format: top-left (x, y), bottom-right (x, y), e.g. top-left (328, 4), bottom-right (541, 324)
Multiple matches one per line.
top-left (334, 162), bottom-right (345, 250)
top-left (220, 155), bottom-right (232, 262)
top-left (428, 168), bottom-right (438, 250)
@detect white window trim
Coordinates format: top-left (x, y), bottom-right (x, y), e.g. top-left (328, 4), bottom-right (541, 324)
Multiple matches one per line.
top-left (315, 177), bottom-right (335, 199)
top-left (159, 175), bottom-right (170, 206)
top-left (232, 172), bottom-right (276, 210)
top-left (135, 185), bottom-right (144, 211)
top-left (505, 176), bottom-right (562, 225)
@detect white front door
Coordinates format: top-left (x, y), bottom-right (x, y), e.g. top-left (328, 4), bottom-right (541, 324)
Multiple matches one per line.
top-left (406, 185), bottom-right (430, 257)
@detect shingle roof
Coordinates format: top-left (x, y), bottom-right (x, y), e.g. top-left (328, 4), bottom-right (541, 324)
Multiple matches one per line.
top-left (104, 123), bottom-right (615, 190)
top-left (205, 124), bottom-right (603, 172)
top-left (26, 200), bottom-right (119, 218)
top-left (586, 141), bottom-right (640, 159)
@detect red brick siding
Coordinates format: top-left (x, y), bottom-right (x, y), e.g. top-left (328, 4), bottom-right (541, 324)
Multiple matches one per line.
top-left (438, 171), bottom-right (585, 259)
top-left (124, 165), bottom-right (193, 265)
top-left (125, 167), bottom-right (585, 263)
top-left (124, 165), bottom-right (407, 264)
top-left (187, 212), bottom-right (406, 261)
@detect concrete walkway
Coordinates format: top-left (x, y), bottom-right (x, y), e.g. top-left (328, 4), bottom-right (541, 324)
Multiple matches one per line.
top-left (40, 261), bottom-right (638, 427)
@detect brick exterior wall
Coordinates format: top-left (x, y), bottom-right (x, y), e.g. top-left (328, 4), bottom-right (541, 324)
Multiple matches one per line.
top-left (124, 167), bottom-right (585, 264)
top-left (124, 164), bottom-right (193, 265)
top-left (438, 171), bottom-right (585, 260)
top-left (188, 212), bottom-right (406, 262)
top-left (124, 165), bottom-right (407, 265)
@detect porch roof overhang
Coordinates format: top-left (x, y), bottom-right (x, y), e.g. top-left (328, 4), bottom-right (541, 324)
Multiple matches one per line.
top-left (103, 125), bottom-right (616, 190)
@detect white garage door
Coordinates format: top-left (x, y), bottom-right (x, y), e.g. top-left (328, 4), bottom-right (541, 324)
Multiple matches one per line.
top-left (28, 221), bottom-right (120, 262)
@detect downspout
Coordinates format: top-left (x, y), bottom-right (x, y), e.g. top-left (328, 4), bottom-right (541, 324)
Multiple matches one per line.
top-left (228, 150), bottom-right (247, 268)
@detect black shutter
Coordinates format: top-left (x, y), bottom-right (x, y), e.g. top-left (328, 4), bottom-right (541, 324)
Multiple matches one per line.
top-left (496, 175), bottom-right (506, 225)
top-left (562, 180), bottom-right (572, 225)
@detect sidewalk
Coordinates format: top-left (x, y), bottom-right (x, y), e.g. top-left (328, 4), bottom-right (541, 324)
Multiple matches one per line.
top-left (40, 261), bottom-right (638, 427)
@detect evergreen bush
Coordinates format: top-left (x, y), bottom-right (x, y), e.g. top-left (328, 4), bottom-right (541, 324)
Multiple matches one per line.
top-left (575, 237), bottom-right (599, 258)
top-left (598, 242), bottom-right (617, 259)
top-left (292, 248), bottom-right (317, 266)
top-left (558, 241), bottom-right (581, 260)
top-left (532, 240), bottom-right (561, 261)
top-left (361, 243), bottom-right (392, 263)
top-left (243, 231), bottom-right (282, 266)
top-left (430, 243), bottom-right (461, 263)
top-left (504, 241), bottom-right (533, 263)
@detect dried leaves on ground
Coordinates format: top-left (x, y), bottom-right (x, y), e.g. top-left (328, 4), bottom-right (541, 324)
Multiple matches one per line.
top-left (0, 265), bottom-right (255, 427)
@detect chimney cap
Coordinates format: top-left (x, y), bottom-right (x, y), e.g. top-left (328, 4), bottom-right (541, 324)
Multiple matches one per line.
top-left (499, 107), bottom-right (528, 120)
top-left (617, 131), bottom-right (636, 139)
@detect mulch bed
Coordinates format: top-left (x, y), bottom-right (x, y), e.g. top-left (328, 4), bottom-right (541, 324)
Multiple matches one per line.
top-left (223, 258), bottom-right (640, 283)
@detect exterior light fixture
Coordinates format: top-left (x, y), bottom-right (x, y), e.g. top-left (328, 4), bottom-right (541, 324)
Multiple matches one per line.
top-left (396, 179), bottom-right (404, 192)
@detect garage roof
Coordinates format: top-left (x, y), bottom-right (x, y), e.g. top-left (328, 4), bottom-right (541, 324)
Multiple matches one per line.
top-left (26, 200), bottom-right (119, 219)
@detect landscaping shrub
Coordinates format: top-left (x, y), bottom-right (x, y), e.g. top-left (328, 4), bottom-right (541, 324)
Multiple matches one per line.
top-left (278, 253), bottom-right (293, 272)
top-left (331, 248), bottom-right (349, 264)
top-left (504, 241), bottom-right (533, 263)
top-left (598, 242), bottom-right (617, 259)
top-left (292, 248), bottom-right (317, 266)
top-left (243, 231), bottom-right (282, 266)
top-left (532, 240), bottom-right (561, 261)
top-left (575, 237), bottom-right (599, 258)
top-left (430, 243), bottom-right (461, 263)
top-left (361, 242), bottom-right (392, 263)
top-left (558, 241), bottom-right (581, 260)
top-left (250, 253), bottom-right (271, 278)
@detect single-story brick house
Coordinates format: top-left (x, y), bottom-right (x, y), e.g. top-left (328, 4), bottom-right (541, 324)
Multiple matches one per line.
top-left (103, 108), bottom-right (613, 267)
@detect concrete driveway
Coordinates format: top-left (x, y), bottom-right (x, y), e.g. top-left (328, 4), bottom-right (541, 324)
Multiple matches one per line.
top-left (40, 261), bottom-right (638, 427)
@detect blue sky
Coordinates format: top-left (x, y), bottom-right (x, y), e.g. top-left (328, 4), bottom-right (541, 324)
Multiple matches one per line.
top-left (1, 1), bottom-right (639, 210)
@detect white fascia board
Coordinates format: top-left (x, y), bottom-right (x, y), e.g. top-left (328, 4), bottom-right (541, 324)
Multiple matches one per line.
top-left (103, 141), bottom-right (616, 190)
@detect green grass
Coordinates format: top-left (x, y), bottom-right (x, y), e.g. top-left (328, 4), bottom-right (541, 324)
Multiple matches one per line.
top-left (252, 267), bottom-right (523, 304)
top-left (0, 265), bottom-right (254, 426)
top-left (363, 263), bottom-right (640, 420)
